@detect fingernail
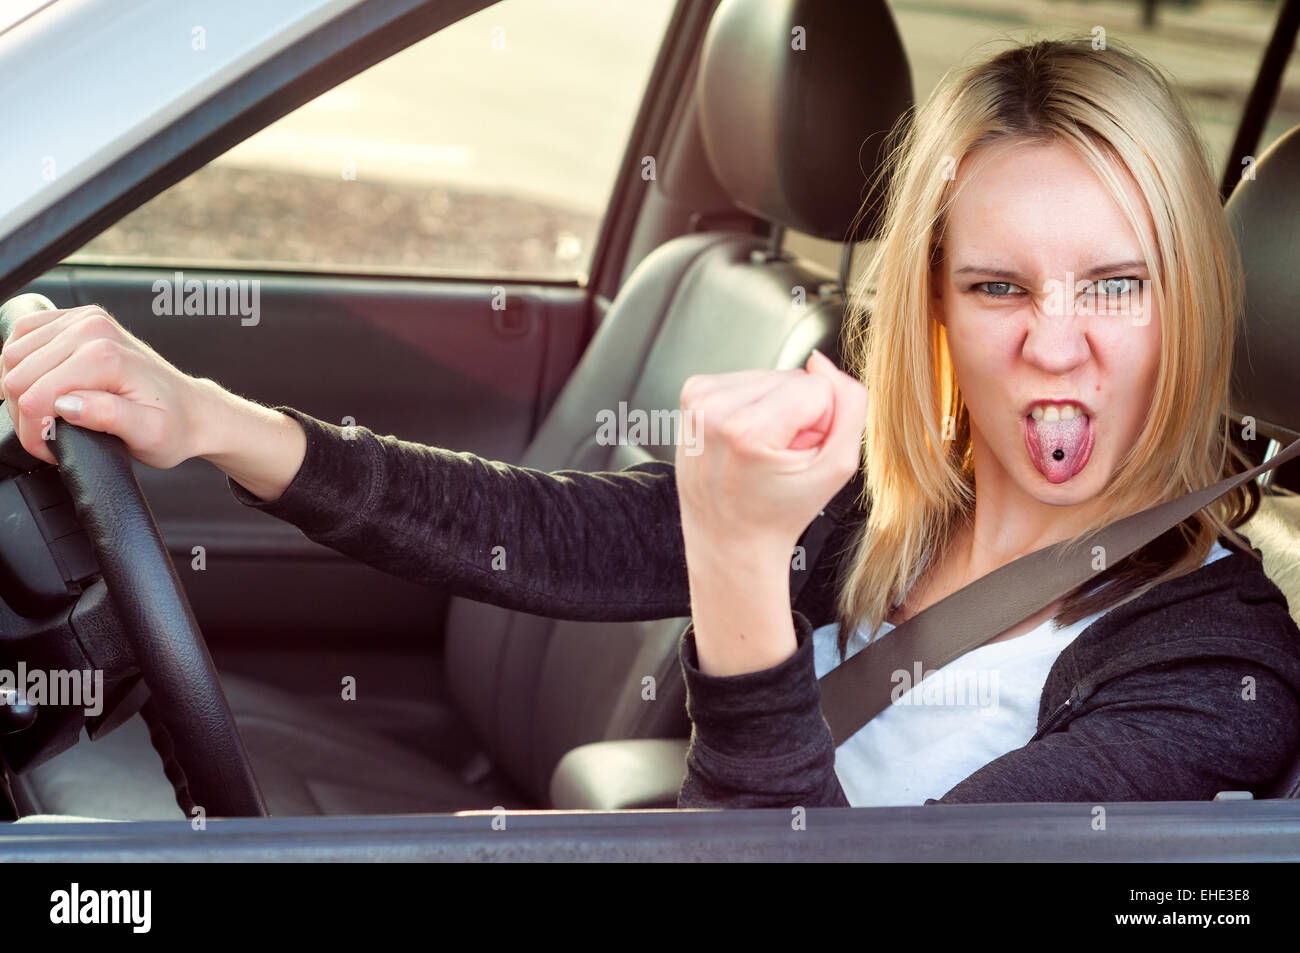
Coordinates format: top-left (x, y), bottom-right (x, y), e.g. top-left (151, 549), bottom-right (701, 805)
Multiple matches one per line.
top-left (811, 348), bottom-right (835, 368)
top-left (54, 395), bottom-right (83, 420)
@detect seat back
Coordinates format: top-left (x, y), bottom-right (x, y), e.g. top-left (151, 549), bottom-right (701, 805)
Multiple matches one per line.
top-left (443, 0), bottom-right (913, 803)
top-left (1226, 123), bottom-right (1300, 797)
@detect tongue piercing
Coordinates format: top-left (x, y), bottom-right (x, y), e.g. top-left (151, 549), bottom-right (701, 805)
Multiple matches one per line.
top-left (1052, 448), bottom-right (1065, 461)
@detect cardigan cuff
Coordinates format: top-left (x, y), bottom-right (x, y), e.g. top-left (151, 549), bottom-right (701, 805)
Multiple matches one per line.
top-left (678, 609), bottom-right (834, 761)
top-left (227, 405), bottom-right (380, 540)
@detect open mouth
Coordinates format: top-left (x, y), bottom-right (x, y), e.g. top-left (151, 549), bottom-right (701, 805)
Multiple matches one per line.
top-left (1023, 402), bottom-right (1095, 484)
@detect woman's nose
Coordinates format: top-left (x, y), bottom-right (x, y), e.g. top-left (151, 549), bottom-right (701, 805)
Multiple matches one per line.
top-left (1021, 304), bottom-right (1091, 375)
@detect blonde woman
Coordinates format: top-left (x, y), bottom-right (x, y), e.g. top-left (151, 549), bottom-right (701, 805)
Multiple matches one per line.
top-left (673, 37), bottom-right (1300, 807)
top-left (3, 38), bottom-right (1298, 809)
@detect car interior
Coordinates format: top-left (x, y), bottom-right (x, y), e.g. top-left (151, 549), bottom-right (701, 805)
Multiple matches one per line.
top-left (2, 0), bottom-right (1299, 824)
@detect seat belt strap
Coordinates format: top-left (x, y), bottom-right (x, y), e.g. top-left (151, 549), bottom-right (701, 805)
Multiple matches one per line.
top-left (818, 433), bottom-right (1300, 747)
top-left (789, 505), bottom-right (840, 608)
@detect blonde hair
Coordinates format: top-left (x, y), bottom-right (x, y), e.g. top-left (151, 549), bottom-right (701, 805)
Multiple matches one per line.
top-left (832, 36), bottom-right (1259, 659)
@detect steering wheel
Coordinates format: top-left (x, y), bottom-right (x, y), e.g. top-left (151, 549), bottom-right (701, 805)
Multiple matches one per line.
top-left (0, 293), bottom-right (267, 818)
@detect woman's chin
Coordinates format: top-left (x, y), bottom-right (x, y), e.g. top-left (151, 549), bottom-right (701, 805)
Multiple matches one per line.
top-left (1019, 462), bottom-right (1108, 506)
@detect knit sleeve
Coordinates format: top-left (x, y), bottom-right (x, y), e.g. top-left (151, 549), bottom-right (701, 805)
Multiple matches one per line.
top-left (675, 609), bottom-right (850, 808)
top-left (931, 656), bottom-right (1300, 803)
top-left (226, 405), bottom-right (693, 622)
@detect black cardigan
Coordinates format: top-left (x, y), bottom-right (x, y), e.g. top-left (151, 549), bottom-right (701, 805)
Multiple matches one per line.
top-left (229, 407), bottom-right (1300, 807)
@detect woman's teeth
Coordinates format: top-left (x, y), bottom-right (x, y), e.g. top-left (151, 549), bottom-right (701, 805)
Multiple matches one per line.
top-left (1029, 404), bottom-right (1082, 422)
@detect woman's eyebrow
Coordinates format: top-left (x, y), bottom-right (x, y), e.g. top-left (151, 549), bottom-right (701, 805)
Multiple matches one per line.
top-left (951, 265), bottom-right (1023, 280)
top-left (1077, 260), bottom-right (1150, 278)
top-left (951, 260), bottom-right (1149, 281)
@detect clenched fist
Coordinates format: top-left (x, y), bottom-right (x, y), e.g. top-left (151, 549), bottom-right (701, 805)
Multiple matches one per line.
top-left (675, 348), bottom-right (868, 554)
top-left (674, 349), bottom-right (868, 676)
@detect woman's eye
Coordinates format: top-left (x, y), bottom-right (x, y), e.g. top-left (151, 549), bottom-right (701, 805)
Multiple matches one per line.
top-left (1096, 277), bottom-right (1136, 296)
top-left (974, 281), bottom-right (1023, 297)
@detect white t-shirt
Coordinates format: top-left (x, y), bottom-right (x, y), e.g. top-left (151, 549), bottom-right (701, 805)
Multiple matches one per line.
top-left (810, 540), bottom-right (1233, 806)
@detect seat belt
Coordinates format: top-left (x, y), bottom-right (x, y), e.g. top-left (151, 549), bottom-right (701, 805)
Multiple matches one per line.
top-left (810, 432), bottom-right (1300, 747)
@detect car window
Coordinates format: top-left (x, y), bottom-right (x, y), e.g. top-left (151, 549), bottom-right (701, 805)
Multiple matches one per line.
top-left (786, 0), bottom-right (1300, 279)
top-left (893, 0), bottom-right (1300, 184)
top-left (64, 0), bottom-right (678, 282)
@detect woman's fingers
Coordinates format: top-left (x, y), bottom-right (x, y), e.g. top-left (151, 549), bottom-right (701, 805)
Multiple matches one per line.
top-left (0, 307), bottom-right (84, 380)
top-left (804, 348), bottom-right (869, 479)
top-left (681, 367), bottom-right (807, 426)
top-left (50, 388), bottom-right (164, 448)
top-left (0, 304), bottom-right (205, 472)
top-left (676, 353), bottom-right (865, 470)
top-left (681, 356), bottom-right (848, 452)
top-left (683, 352), bottom-right (856, 462)
top-left (0, 312), bottom-right (87, 401)
top-left (2, 306), bottom-right (130, 461)
top-left (788, 351), bottom-right (838, 449)
top-left (3, 305), bottom-right (76, 353)
top-left (679, 368), bottom-right (783, 407)
top-left (718, 371), bottom-right (835, 460)
top-left (674, 351), bottom-right (870, 554)
top-left (11, 339), bottom-right (138, 463)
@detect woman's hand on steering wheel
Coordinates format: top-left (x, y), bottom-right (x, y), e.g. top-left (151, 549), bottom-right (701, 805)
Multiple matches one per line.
top-left (0, 304), bottom-right (212, 470)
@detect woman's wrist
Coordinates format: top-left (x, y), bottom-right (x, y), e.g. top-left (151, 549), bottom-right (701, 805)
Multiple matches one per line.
top-left (683, 530), bottom-right (797, 677)
top-left (191, 378), bottom-right (307, 503)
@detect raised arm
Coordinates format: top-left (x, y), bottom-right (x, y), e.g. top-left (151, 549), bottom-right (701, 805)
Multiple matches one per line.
top-left (671, 351), bottom-right (868, 808)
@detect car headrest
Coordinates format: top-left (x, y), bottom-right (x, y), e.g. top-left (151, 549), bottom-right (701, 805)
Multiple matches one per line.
top-left (695, 0), bottom-right (913, 243)
top-left (1226, 124), bottom-right (1300, 439)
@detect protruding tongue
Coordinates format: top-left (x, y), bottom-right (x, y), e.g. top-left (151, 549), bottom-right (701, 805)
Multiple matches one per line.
top-left (1026, 413), bottom-right (1089, 483)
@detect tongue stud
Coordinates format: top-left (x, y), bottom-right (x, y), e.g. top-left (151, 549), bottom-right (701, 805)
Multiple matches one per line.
top-left (1026, 411), bottom-right (1091, 483)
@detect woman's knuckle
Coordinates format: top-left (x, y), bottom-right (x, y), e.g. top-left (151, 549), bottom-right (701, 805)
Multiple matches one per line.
top-left (93, 396), bottom-right (118, 431)
top-left (16, 389), bottom-right (41, 416)
top-left (9, 312), bottom-right (39, 339)
top-left (79, 308), bottom-right (117, 338)
top-left (84, 335), bottom-right (121, 365)
top-left (145, 427), bottom-right (171, 461)
top-left (2, 365), bottom-right (22, 395)
top-left (680, 375), bottom-right (704, 407)
top-left (720, 415), bottom-right (755, 448)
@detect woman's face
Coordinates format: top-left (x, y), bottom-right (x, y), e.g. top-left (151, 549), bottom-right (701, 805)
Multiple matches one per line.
top-left (934, 139), bottom-right (1162, 509)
